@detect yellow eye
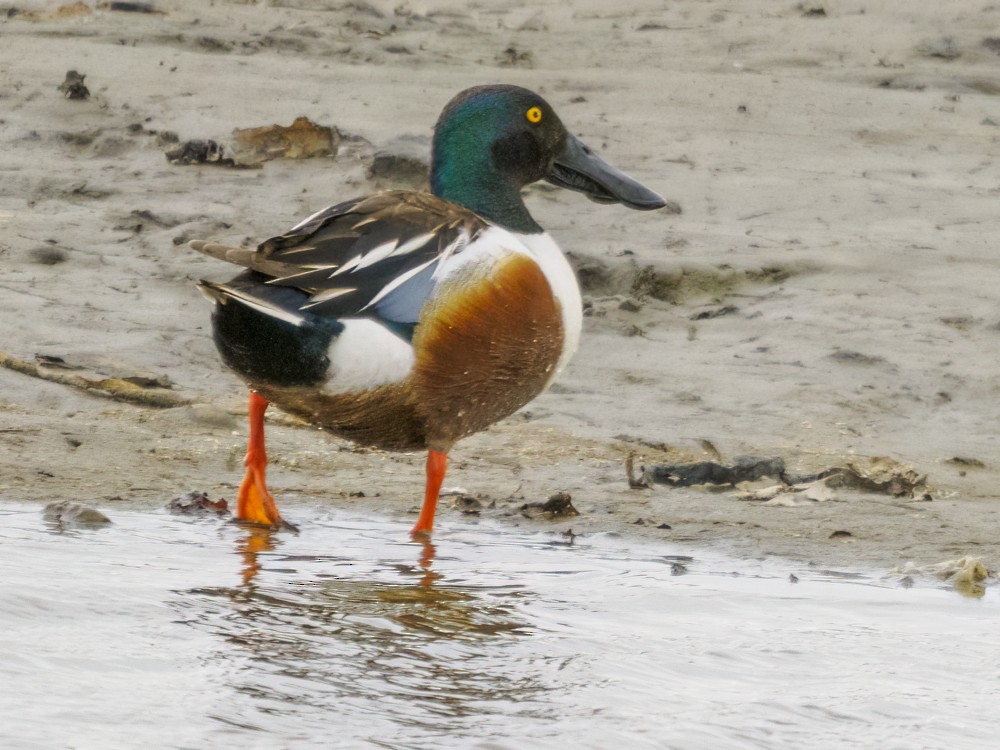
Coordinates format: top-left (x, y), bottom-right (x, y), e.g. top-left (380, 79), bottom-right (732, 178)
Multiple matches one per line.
top-left (526, 106), bottom-right (543, 124)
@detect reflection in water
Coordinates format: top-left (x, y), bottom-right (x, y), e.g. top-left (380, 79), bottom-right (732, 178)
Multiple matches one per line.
top-left (175, 525), bottom-right (552, 743)
top-left (237, 527), bottom-right (439, 589)
top-left (236, 526), bottom-right (277, 586)
top-left (415, 537), bottom-right (440, 588)
top-left (8, 502), bottom-right (998, 750)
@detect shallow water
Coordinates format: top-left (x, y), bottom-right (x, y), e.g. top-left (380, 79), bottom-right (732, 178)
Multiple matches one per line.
top-left (2, 502), bottom-right (997, 750)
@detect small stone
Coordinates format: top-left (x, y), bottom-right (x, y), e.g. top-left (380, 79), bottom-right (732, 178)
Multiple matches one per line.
top-left (366, 135), bottom-right (430, 189)
top-left (43, 501), bottom-right (111, 527)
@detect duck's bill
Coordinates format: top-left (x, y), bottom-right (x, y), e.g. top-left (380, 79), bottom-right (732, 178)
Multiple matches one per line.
top-left (546, 133), bottom-right (668, 211)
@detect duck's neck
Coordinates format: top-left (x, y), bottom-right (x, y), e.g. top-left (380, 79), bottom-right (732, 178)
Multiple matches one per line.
top-left (431, 131), bottom-right (542, 235)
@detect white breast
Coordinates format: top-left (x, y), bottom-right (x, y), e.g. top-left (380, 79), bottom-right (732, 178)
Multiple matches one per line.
top-left (515, 231), bottom-right (583, 381)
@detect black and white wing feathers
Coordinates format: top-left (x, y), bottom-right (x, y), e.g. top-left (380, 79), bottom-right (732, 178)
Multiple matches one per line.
top-left (191, 190), bottom-right (490, 326)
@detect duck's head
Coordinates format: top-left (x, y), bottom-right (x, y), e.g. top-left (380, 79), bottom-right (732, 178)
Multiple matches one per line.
top-left (431, 84), bottom-right (668, 233)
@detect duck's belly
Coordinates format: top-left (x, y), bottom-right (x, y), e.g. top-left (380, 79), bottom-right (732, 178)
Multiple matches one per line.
top-left (257, 380), bottom-right (429, 452)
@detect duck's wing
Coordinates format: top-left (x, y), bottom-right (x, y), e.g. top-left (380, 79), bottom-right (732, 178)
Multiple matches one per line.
top-left (191, 191), bottom-right (490, 328)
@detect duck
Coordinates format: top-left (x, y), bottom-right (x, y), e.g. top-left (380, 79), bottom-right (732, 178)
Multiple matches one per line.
top-left (190, 84), bottom-right (667, 536)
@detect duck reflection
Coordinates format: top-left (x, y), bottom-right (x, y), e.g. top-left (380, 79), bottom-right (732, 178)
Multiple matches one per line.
top-left (236, 525), bottom-right (440, 589)
top-left (415, 537), bottom-right (439, 588)
top-left (177, 524), bottom-right (546, 735)
top-left (236, 525), bottom-right (277, 586)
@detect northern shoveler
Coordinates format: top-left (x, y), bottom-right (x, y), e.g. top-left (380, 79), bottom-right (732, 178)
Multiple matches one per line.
top-left (190, 84), bottom-right (667, 536)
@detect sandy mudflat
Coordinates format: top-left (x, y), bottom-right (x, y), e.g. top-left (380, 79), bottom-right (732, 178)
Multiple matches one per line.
top-left (2, 0), bottom-right (999, 579)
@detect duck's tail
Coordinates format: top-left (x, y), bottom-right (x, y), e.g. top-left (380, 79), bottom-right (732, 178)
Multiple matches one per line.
top-left (188, 240), bottom-right (257, 268)
top-left (196, 277), bottom-right (311, 328)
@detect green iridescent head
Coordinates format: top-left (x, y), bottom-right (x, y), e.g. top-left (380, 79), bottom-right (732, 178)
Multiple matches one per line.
top-left (430, 84), bottom-right (666, 233)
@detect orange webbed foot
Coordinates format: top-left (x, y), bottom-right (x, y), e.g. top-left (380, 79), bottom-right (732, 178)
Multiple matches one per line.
top-left (234, 390), bottom-right (297, 532)
top-left (236, 458), bottom-right (294, 530)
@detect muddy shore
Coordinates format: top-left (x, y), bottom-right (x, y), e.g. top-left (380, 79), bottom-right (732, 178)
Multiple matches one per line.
top-left (2, 1), bottom-right (1000, 582)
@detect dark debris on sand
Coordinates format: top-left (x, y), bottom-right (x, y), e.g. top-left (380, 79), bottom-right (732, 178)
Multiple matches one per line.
top-left (57, 70), bottom-right (90, 100)
top-left (165, 139), bottom-right (235, 166)
top-left (628, 453), bottom-right (932, 501)
top-left (520, 491), bottom-right (579, 519)
top-left (167, 490), bottom-right (229, 517)
top-left (632, 455), bottom-right (793, 488)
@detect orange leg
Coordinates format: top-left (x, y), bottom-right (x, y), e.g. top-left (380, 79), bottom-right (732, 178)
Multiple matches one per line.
top-left (236, 390), bottom-right (285, 528)
top-left (411, 449), bottom-right (447, 537)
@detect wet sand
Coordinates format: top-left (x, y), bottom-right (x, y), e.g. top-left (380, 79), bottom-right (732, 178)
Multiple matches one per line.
top-left (2, 1), bottom-right (999, 578)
